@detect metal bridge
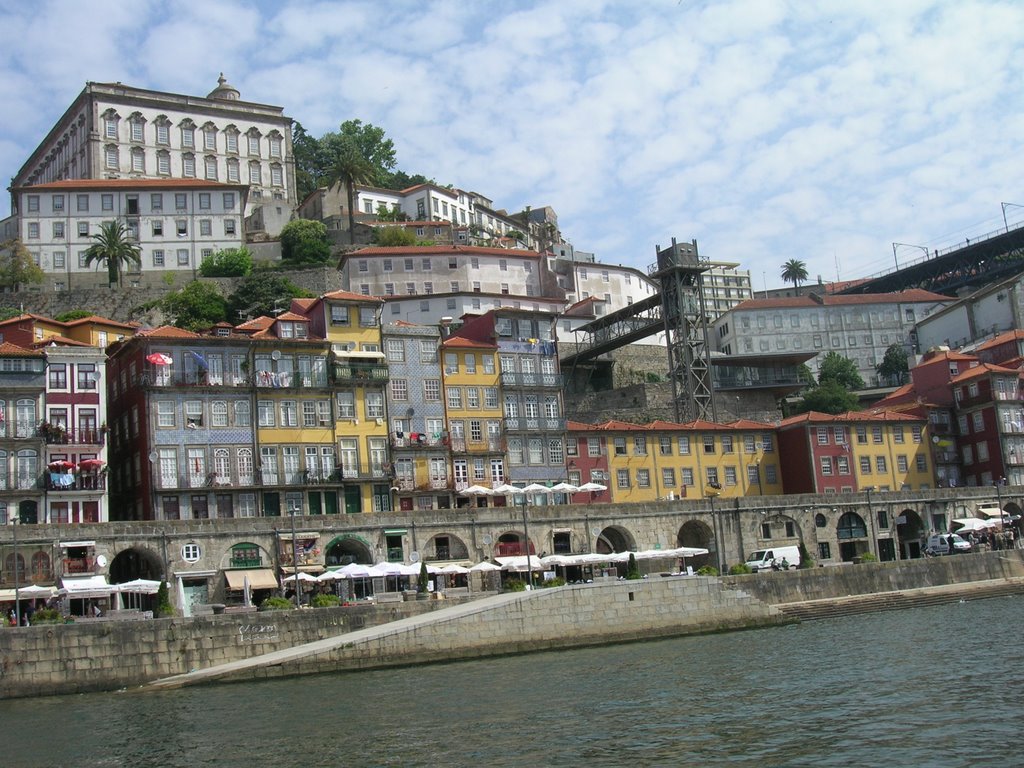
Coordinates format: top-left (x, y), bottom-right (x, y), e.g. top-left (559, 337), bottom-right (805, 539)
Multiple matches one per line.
top-left (837, 220), bottom-right (1024, 296)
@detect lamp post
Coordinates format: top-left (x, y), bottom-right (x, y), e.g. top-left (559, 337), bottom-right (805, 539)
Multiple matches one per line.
top-left (892, 243), bottom-right (930, 271)
top-left (1001, 203), bottom-right (1023, 233)
top-left (995, 478), bottom-right (1004, 529)
top-left (12, 512), bottom-right (21, 627)
top-left (519, 493), bottom-right (534, 590)
top-left (865, 486), bottom-right (877, 560)
top-left (289, 503), bottom-right (300, 607)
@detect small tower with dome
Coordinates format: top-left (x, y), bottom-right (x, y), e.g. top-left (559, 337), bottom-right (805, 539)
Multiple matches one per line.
top-left (207, 73), bottom-right (241, 101)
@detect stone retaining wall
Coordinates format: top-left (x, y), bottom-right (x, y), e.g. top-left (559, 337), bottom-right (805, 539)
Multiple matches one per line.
top-left (721, 549), bottom-right (1024, 604)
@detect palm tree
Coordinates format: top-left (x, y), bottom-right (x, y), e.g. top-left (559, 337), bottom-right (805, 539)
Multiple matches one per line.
top-left (331, 137), bottom-right (375, 244)
top-left (781, 258), bottom-right (808, 292)
top-left (84, 221), bottom-right (141, 288)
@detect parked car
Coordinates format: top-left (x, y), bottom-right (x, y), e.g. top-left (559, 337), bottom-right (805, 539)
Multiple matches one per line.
top-left (925, 533), bottom-right (971, 556)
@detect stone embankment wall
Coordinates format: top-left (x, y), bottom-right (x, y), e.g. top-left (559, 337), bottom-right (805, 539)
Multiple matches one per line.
top-left (0, 598), bottom-right (455, 700)
top-left (722, 549), bottom-right (1024, 605)
top-left (2, 577), bottom-right (779, 698)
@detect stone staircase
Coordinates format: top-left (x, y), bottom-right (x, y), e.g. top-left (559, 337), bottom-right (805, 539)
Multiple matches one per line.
top-left (776, 578), bottom-right (1024, 621)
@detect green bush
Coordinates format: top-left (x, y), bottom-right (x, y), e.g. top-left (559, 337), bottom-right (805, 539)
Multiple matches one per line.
top-left (199, 247), bottom-right (253, 277)
top-left (504, 579), bottom-right (527, 592)
top-left (696, 565), bottom-right (719, 576)
top-left (858, 552), bottom-right (877, 563)
top-left (260, 596), bottom-right (294, 611)
top-left (540, 577), bottom-right (566, 588)
top-left (30, 608), bottom-right (62, 624)
top-left (280, 219), bottom-right (331, 264)
top-left (729, 563), bottom-right (753, 575)
top-left (156, 581), bottom-right (175, 618)
top-left (626, 552), bottom-right (642, 580)
top-left (310, 593), bottom-right (341, 608)
top-left (797, 542), bottom-right (814, 569)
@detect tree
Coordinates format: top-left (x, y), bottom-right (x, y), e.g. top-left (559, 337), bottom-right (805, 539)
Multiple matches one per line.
top-left (876, 344), bottom-right (909, 385)
top-left (817, 351), bottom-right (865, 390)
top-left (375, 203), bottom-right (408, 222)
top-left (160, 281), bottom-right (227, 331)
top-left (781, 258), bottom-right (808, 291)
top-left (84, 221), bottom-right (141, 288)
top-left (328, 119), bottom-right (397, 186)
top-left (199, 247), bottom-right (253, 277)
top-left (795, 380), bottom-right (861, 415)
top-left (292, 121), bottom-right (331, 201)
top-left (0, 238), bottom-right (44, 291)
top-left (279, 219), bottom-right (331, 264)
top-left (226, 272), bottom-right (313, 321)
top-left (328, 136), bottom-right (376, 244)
top-left (373, 226), bottom-right (416, 247)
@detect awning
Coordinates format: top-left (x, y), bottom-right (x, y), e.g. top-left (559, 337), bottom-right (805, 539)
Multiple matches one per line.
top-left (334, 350), bottom-right (385, 359)
top-left (59, 540), bottom-right (96, 548)
top-left (60, 575), bottom-right (114, 598)
top-left (224, 569), bottom-right (278, 591)
top-left (384, 529), bottom-right (408, 535)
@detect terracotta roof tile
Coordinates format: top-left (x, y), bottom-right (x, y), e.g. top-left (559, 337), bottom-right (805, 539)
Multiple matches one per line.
top-left (140, 325), bottom-right (200, 339)
top-left (0, 341), bottom-right (43, 357)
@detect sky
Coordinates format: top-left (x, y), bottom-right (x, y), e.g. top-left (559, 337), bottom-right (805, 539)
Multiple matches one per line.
top-left (1, 0), bottom-right (1023, 291)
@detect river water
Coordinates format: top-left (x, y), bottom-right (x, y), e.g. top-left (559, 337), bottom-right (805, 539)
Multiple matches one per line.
top-left (3, 596), bottom-right (1022, 767)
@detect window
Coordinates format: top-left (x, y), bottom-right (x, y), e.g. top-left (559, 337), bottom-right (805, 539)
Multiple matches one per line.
top-left (77, 364), bottom-right (96, 390)
top-left (152, 250), bottom-right (165, 267)
top-left (177, 249), bottom-right (189, 266)
top-left (390, 379), bottom-right (408, 401)
top-left (157, 401), bottom-right (175, 428)
top-left (876, 456), bottom-right (887, 473)
top-left (637, 469), bottom-right (651, 488)
top-left (49, 364), bottom-right (67, 389)
top-left (633, 436), bottom-right (647, 455)
top-left (662, 468), bottom-right (676, 487)
top-left (616, 469), bottom-right (630, 489)
top-left (678, 436), bottom-right (691, 454)
top-left (872, 426), bottom-right (883, 444)
top-left (447, 387), bottom-right (462, 409)
top-left (702, 435), bottom-right (715, 454)
top-left (587, 437), bottom-right (602, 457)
top-left (365, 392), bottom-right (384, 418)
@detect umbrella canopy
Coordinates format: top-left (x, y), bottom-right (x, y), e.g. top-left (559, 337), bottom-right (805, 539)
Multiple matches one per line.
top-left (458, 485), bottom-right (494, 496)
top-left (146, 352), bottom-right (173, 366)
top-left (469, 561), bottom-right (502, 572)
top-left (18, 584), bottom-right (57, 597)
top-left (77, 459), bottom-right (105, 470)
top-left (114, 578), bottom-right (162, 594)
top-left (549, 482), bottom-right (579, 493)
top-left (281, 572), bottom-right (319, 584)
top-left (577, 482), bottom-right (608, 492)
top-left (372, 561), bottom-right (407, 576)
top-left (48, 460), bottom-right (76, 471)
top-left (521, 483), bottom-right (551, 493)
top-left (317, 569), bottom-right (348, 582)
top-left (497, 555), bottom-right (546, 571)
top-left (439, 563), bottom-right (470, 574)
top-left (491, 483), bottom-right (523, 495)
top-left (952, 517), bottom-right (997, 533)
top-left (337, 563), bottom-right (375, 578)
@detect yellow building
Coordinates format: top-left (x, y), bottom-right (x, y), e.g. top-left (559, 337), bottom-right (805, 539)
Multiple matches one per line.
top-left (297, 290), bottom-right (390, 513)
top-left (846, 411), bottom-right (931, 492)
top-left (440, 336), bottom-right (505, 493)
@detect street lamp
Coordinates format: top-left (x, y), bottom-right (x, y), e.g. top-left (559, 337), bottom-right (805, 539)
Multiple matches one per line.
top-left (995, 478), bottom-right (1004, 528)
top-left (892, 243), bottom-right (930, 271)
top-left (289, 503), bottom-right (301, 607)
top-left (1001, 203), bottom-right (1023, 233)
top-left (519, 493), bottom-right (534, 590)
top-left (11, 512), bottom-right (21, 626)
top-left (865, 486), bottom-right (877, 560)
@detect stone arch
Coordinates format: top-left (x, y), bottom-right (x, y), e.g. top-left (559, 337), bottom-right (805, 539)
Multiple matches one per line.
top-left (836, 511), bottom-right (869, 562)
top-left (496, 530), bottom-right (532, 557)
top-left (594, 525), bottom-right (635, 555)
top-left (324, 534), bottom-right (373, 567)
top-left (677, 519), bottom-right (714, 570)
top-left (896, 507), bottom-right (927, 559)
top-left (422, 533), bottom-right (469, 562)
top-left (109, 546), bottom-right (164, 583)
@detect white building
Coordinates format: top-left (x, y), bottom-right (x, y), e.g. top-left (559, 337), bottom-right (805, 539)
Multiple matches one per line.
top-left (914, 273), bottom-right (1024, 354)
top-left (12, 179), bottom-right (247, 289)
top-left (10, 76), bottom-right (294, 237)
top-left (713, 290), bottom-right (951, 385)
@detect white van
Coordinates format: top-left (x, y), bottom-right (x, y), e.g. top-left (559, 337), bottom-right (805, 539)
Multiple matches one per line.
top-left (745, 545), bottom-right (801, 572)
top-left (925, 533), bottom-right (971, 555)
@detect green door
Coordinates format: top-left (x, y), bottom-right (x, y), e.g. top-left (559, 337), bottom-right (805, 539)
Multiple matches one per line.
top-left (344, 487), bottom-right (361, 514)
top-left (324, 491), bottom-right (339, 515)
top-left (263, 492), bottom-right (281, 516)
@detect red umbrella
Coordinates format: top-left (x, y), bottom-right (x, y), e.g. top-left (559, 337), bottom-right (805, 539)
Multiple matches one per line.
top-left (146, 352), bottom-right (173, 365)
top-left (78, 459), bottom-right (105, 470)
top-left (48, 460), bottom-right (76, 471)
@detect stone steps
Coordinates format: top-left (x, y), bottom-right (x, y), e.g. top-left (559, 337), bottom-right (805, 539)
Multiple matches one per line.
top-left (777, 579), bottom-right (1024, 621)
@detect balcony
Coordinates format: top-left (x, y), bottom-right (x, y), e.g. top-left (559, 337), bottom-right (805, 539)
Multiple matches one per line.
top-left (1, 420), bottom-right (40, 440)
top-left (391, 435), bottom-right (445, 449)
top-left (46, 475), bottom-right (106, 492)
top-left (39, 424), bottom-right (106, 446)
top-left (500, 371), bottom-right (563, 388)
top-left (503, 416), bottom-right (566, 432)
top-left (449, 437), bottom-right (505, 453)
top-left (333, 363), bottom-right (389, 384)
top-left (139, 367), bottom-right (251, 388)
top-left (254, 371), bottom-right (329, 389)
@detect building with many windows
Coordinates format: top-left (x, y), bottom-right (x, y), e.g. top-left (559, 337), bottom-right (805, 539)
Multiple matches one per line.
top-left (10, 178), bottom-right (247, 289)
top-left (0, 344), bottom-right (46, 526)
top-left (10, 76), bottom-right (295, 237)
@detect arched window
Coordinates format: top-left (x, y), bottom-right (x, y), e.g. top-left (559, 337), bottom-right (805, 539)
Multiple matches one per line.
top-left (202, 122), bottom-right (218, 151)
top-left (211, 401), bottom-right (228, 427)
top-left (0, 450), bottom-right (7, 490)
top-left (837, 512), bottom-right (868, 540)
top-left (182, 152), bottom-right (196, 178)
top-left (233, 400), bottom-right (250, 427)
top-left (249, 160), bottom-right (262, 186)
top-left (226, 157), bottom-right (240, 183)
top-left (213, 448), bottom-right (230, 482)
top-left (15, 399), bottom-right (36, 437)
top-left (31, 551), bottom-right (51, 582)
top-left (17, 449), bottom-right (38, 489)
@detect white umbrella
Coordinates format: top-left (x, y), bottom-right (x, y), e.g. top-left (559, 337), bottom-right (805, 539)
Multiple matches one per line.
top-left (282, 572), bottom-right (318, 584)
top-left (317, 569), bottom-right (347, 582)
top-left (577, 482), bottom-right (608, 492)
top-left (114, 578), bottom-right (162, 594)
top-left (491, 483), bottom-right (523, 495)
top-left (18, 584), bottom-right (57, 597)
top-left (498, 555), bottom-right (545, 571)
top-left (400, 562), bottom-right (439, 576)
top-left (338, 563), bottom-right (375, 578)
top-left (469, 561), bottom-right (502, 572)
top-left (458, 485), bottom-right (494, 496)
top-left (372, 561), bottom-right (407, 575)
top-left (549, 482), bottom-right (579, 493)
top-left (439, 563), bottom-right (470, 574)
top-left (952, 517), bottom-right (997, 533)
top-left (521, 483), bottom-right (551, 493)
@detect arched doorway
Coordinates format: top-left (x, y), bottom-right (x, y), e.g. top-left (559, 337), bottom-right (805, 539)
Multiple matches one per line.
top-left (837, 511), bottom-right (869, 562)
top-left (595, 526), bottom-right (635, 555)
top-left (324, 535), bottom-right (373, 567)
top-left (896, 508), bottom-right (926, 558)
top-left (423, 533), bottom-right (469, 563)
top-left (677, 520), bottom-right (714, 570)
top-left (109, 547), bottom-right (164, 582)
top-left (496, 531), bottom-right (531, 557)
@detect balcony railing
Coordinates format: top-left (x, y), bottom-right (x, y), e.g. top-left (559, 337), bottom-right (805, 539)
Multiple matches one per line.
top-left (448, 437), bottom-right (506, 453)
top-left (500, 371), bottom-right (563, 388)
top-left (503, 416), bottom-right (566, 432)
top-left (46, 475), bottom-right (106, 492)
top-left (391, 435), bottom-right (445, 449)
top-left (40, 425), bottom-right (106, 445)
top-left (254, 371), bottom-right (329, 388)
top-left (333, 364), bottom-right (389, 383)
